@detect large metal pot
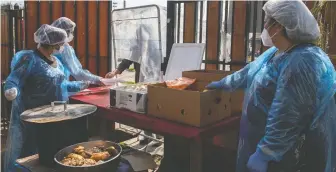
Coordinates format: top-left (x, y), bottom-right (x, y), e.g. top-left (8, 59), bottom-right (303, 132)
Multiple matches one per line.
top-left (54, 140), bottom-right (122, 172)
top-left (20, 101), bottom-right (97, 167)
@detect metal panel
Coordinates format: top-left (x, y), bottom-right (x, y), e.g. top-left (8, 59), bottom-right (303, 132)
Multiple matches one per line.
top-left (231, 1), bottom-right (247, 71)
top-left (76, 1), bottom-right (88, 69)
top-left (39, 1), bottom-right (51, 25)
top-left (87, 1), bottom-right (98, 73)
top-left (51, 1), bottom-right (62, 21)
top-left (64, 1), bottom-right (76, 47)
top-left (183, 2), bottom-right (196, 43)
top-left (25, 1), bottom-right (38, 49)
top-left (99, 1), bottom-right (110, 77)
top-left (205, 1), bottom-right (221, 70)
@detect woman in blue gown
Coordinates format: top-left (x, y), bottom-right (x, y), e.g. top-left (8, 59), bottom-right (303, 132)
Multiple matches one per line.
top-left (51, 17), bottom-right (102, 85)
top-left (3, 24), bottom-right (89, 172)
top-left (207, 1), bottom-right (336, 172)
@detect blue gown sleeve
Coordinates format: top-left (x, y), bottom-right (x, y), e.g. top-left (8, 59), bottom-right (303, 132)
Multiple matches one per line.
top-left (5, 55), bottom-right (35, 95)
top-left (213, 64), bottom-right (251, 91)
top-left (57, 44), bottom-right (101, 84)
top-left (207, 47), bottom-right (279, 92)
top-left (256, 53), bottom-right (318, 162)
top-left (63, 80), bottom-right (88, 93)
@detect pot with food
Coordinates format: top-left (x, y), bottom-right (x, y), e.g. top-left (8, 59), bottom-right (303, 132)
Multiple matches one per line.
top-left (20, 101), bottom-right (97, 166)
top-left (54, 140), bottom-right (122, 172)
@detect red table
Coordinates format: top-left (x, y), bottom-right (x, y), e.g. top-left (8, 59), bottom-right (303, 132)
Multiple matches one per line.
top-left (70, 88), bottom-right (240, 172)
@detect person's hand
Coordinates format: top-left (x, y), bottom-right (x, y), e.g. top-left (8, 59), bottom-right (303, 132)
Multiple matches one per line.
top-left (206, 80), bottom-right (224, 90)
top-left (105, 70), bottom-right (120, 78)
top-left (247, 152), bottom-right (269, 172)
top-left (82, 81), bottom-right (92, 90)
top-left (97, 77), bottom-right (106, 86)
top-left (5, 88), bottom-right (18, 101)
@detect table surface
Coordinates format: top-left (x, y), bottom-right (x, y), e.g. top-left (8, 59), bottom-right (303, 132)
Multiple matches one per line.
top-left (70, 87), bottom-right (240, 139)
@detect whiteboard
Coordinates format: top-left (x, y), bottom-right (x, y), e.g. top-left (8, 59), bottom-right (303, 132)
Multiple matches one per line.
top-left (164, 43), bottom-right (205, 81)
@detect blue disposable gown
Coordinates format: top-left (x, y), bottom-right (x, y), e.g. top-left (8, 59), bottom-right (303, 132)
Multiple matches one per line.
top-left (4, 50), bottom-right (87, 172)
top-left (53, 43), bottom-right (101, 84)
top-left (216, 44), bottom-right (336, 172)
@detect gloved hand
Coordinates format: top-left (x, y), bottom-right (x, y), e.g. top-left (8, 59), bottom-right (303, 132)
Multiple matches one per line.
top-left (5, 88), bottom-right (18, 101)
top-left (247, 151), bottom-right (269, 172)
top-left (83, 81), bottom-right (92, 89)
top-left (206, 81), bottom-right (223, 90)
top-left (98, 77), bottom-right (106, 86)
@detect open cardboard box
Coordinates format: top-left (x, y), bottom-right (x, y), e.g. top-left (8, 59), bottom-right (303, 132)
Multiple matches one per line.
top-left (183, 70), bottom-right (244, 115)
top-left (147, 81), bottom-right (231, 127)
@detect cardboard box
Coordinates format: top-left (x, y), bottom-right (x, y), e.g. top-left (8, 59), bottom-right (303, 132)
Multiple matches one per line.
top-left (110, 87), bottom-right (147, 114)
top-left (183, 70), bottom-right (244, 115)
top-left (147, 82), bottom-right (231, 127)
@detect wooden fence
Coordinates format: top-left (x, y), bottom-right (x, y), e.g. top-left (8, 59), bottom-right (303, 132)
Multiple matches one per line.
top-left (24, 1), bottom-right (112, 77)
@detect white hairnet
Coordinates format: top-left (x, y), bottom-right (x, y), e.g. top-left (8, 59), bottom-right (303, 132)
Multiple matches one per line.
top-left (34, 24), bottom-right (67, 45)
top-left (51, 17), bottom-right (76, 42)
top-left (51, 17), bottom-right (76, 33)
top-left (263, 0), bottom-right (320, 43)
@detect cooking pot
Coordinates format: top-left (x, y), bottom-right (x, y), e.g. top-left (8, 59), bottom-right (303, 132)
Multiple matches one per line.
top-left (20, 101), bottom-right (97, 167)
top-left (54, 140), bottom-right (122, 172)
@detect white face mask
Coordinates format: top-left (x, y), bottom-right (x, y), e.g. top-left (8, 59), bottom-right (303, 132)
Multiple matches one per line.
top-left (66, 33), bottom-right (74, 42)
top-left (261, 29), bottom-right (274, 47)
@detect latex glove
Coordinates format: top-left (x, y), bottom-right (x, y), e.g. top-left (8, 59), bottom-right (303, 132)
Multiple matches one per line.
top-left (247, 151), bottom-right (269, 172)
top-left (206, 80), bottom-right (223, 90)
top-left (5, 88), bottom-right (18, 101)
top-left (82, 81), bottom-right (91, 90)
top-left (96, 77), bottom-right (106, 86)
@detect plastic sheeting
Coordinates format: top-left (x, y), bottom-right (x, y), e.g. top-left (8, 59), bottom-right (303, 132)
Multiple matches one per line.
top-left (112, 5), bottom-right (166, 83)
top-left (208, 44), bottom-right (336, 172)
top-left (3, 50), bottom-right (87, 172)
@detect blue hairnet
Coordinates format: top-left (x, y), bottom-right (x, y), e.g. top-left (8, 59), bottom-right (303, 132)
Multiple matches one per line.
top-left (34, 24), bottom-right (67, 45)
top-left (263, 0), bottom-right (320, 43)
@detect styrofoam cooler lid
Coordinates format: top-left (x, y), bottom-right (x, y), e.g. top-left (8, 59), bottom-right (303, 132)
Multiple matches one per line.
top-left (164, 43), bottom-right (205, 81)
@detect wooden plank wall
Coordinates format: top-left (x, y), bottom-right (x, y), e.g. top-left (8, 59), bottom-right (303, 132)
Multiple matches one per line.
top-left (205, 1), bottom-right (221, 70)
top-left (25, 1), bottom-right (111, 77)
top-left (183, 2), bottom-right (196, 43)
top-left (180, 1), bottom-right (336, 70)
top-left (1, 13), bottom-right (10, 79)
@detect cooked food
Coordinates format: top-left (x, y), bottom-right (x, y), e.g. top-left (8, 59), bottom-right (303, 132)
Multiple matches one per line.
top-left (62, 153), bottom-right (85, 166)
top-left (73, 146), bottom-right (85, 154)
top-left (105, 146), bottom-right (118, 156)
top-left (84, 159), bottom-right (96, 166)
top-left (165, 77), bottom-right (196, 90)
top-left (61, 145), bottom-right (118, 167)
top-left (90, 151), bottom-right (111, 161)
top-left (67, 153), bottom-right (85, 161)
